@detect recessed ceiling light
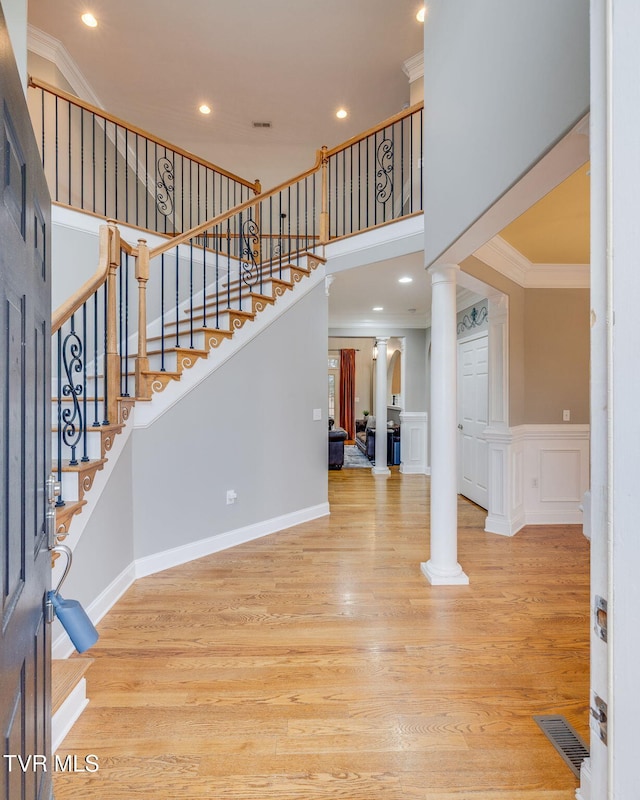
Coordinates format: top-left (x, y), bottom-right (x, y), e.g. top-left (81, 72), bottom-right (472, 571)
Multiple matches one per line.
top-left (81, 12), bottom-right (98, 27)
top-left (398, 276), bottom-right (413, 284)
top-left (416, 6), bottom-right (426, 23)
top-left (336, 108), bottom-right (348, 120)
top-left (372, 306), bottom-right (383, 311)
top-left (199, 104), bottom-right (212, 115)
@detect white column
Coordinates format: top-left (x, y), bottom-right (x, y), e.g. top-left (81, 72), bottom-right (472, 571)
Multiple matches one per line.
top-left (421, 264), bottom-right (468, 584)
top-left (372, 337), bottom-right (390, 476)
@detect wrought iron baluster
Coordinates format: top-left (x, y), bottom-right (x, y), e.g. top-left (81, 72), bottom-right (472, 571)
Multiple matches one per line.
top-left (68, 102), bottom-right (71, 206)
top-left (81, 304), bottom-right (88, 462)
top-left (160, 253), bottom-right (166, 371)
top-left (175, 246), bottom-right (180, 347)
top-left (55, 329), bottom-right (64, 506)
top-left (92, 291), bottom-right (99, 427)
top-left (124, 253), bottom-right (130, 396)
top-left (203, 235), bottom-right (208, 328)
top-left (55, 96), bottom-right (59, 202)
top-left (61, 313), bottom-right (83, 467)
top-left (102, 284), bottom-right (109, 425)
top-left (189, 242), bottom-right (194, 349)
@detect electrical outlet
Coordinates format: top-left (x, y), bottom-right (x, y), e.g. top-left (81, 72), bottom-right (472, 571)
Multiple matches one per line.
top-left (563, 409), bottom-right (571, 422)
top-left (226, 489), bottom-right (237, 505)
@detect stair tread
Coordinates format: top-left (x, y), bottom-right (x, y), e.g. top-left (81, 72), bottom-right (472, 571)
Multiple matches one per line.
top-left (59, 458), bottom-right (107, 473)
top-left (52, 658), bottom-right (94, 715)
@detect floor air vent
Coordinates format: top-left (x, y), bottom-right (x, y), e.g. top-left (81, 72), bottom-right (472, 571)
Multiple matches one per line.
top-left (533, 715), bottom-right (590, 778)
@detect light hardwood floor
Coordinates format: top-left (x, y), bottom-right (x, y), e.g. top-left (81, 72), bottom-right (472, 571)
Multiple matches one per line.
top-left (54, 469), bottom-right (590, 799)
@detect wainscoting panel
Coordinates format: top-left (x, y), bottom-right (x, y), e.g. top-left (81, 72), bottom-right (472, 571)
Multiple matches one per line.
top-left (400, 411), bottom-right (429, 475)
top-left (485, 424), bottom-right (589, 535)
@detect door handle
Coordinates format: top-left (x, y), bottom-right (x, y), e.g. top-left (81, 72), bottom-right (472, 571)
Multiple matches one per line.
top-left (458, 424), bottom-right (463, 430)
top-left (46, 474), bottom-right (61, 549)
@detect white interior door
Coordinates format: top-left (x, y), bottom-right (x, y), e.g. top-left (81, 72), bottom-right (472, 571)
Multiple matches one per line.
top-left (458, 332), bottom-right (489, 508)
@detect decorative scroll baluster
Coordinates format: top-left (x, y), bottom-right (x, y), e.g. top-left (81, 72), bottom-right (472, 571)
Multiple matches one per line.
top-left (375, 136), bottom-right (393, 205)
top-left (240, 217), bottom-right (260, 292)
top-left (61, 314), bottom-right (83, 467)
top-left (156, 155), bottom-right (175, 219)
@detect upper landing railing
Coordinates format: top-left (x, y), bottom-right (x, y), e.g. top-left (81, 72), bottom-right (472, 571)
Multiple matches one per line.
top-left (28, 78), bottom-right (423, 244)
top-left (28, 78), bottom-right (261, 235)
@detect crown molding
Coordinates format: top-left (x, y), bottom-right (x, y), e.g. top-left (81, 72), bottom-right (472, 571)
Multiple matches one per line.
top-left (474, 235), bottom-right (589, 289)
top-left (402, 51), bottom-right (424, 83)
top-left (27, 25), bottom-right (103, 108)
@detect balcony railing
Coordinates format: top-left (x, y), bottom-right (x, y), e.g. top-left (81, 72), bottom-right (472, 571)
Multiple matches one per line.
top-left (28, 78), bottom-right (261, 236)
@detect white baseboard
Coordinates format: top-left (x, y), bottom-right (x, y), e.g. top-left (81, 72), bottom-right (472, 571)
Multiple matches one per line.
top-left (52, 678), bottom-right (89, 752)
top-left (135, 502), bottom-right (330, 579)
top-left (400, 464), bottom-right (430, 475)
top-left (576, 756), bottom-right (591, 800)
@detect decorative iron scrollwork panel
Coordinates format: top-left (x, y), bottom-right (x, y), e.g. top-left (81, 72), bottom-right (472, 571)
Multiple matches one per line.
top-left (241, 218), bottom-right (260, 287)
top-left (156, 156), bottom-right (175, 217)
top-left (375, 138), bottom-right (393, 204)
top-left (457, 305), bottom-right (488, 334)
top-left (61, 330), bottom-right (84, 465)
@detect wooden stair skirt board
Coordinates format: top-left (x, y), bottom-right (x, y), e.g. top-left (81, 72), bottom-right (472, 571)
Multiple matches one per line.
top-left (52, 658), bottom-right (93, 752)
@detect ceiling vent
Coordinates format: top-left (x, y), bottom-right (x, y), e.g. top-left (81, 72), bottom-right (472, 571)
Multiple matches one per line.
top-left (252, 121), bottom-right (272, 129)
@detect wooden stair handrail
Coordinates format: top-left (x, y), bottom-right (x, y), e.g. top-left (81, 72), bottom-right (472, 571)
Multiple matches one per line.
top-left (53, 224), bottom-right (112, 332)
top-left (29, 76), bottom-right (261, 195)
top-left (324, 101), bottom-right (424, 158)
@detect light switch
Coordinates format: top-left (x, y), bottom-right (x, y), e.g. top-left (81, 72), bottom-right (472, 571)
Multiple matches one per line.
top-left (313, 408), bottom-right (322, 421)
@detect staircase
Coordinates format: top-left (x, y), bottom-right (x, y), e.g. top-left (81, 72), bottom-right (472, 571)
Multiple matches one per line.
top-left (52, 227), bottom-right (325, 546)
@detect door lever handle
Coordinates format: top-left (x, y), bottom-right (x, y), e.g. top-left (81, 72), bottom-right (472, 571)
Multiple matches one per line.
top-left (457, 424), bottom-right (463, 430)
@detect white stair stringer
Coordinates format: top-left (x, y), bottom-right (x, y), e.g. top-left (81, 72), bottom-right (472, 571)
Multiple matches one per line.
top-left (133, 257), bottom-right (326, 429)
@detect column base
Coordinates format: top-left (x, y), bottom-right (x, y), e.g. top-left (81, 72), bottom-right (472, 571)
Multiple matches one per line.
top-left (420, 560), bottom-right (469, 585)
top-left (371, 466), bottom-right (391, 476)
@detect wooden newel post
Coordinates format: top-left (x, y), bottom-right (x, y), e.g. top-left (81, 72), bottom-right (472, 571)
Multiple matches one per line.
top-left (105, 220), bottom-right (121, 425)
top-left (135, 239), bottom-right (152, 401)
top-left (320, 146), bottom-right (329, 245)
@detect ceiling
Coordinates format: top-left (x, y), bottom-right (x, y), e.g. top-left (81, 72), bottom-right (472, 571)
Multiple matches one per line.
top-left (27, 0), bottom-right (425, 190)
top-left (26, 2), bottom-right (589, 331)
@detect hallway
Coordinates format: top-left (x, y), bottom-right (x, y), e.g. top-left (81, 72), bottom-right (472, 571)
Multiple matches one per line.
top-left (54, 470), bottom-right (589, 799)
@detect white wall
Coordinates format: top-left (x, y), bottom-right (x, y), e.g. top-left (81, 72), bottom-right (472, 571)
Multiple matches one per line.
top-left (423, 0), bottom-right (589, 266)
top-left (1, 0), bottom-right (27, 89)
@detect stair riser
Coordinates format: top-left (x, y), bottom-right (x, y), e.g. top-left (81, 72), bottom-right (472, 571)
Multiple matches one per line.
top-left (52, 430), bottom-right (103, 462)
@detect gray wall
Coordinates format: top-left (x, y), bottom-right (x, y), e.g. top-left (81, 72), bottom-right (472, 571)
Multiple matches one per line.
top-left (423, 0), bottom-right (589, 265)
top-left (133, 282), bottom-right (328, 559)
top-left (58, 437), bottom-right (135, 608)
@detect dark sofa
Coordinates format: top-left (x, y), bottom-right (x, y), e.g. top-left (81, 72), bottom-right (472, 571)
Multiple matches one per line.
top-left (328, 425), bottom-right (347, 469)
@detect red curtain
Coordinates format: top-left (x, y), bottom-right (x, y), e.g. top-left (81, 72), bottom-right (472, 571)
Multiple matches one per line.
top-left (339, 349), bottom-right (356, 439)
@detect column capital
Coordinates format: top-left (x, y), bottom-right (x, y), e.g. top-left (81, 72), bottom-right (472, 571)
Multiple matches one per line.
top-left (375, 336), bottom-right (389, 346)
top-left (428, 262), bottom-right (460, 284)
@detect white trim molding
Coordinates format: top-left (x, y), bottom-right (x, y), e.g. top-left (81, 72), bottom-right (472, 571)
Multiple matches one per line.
top-left (27, 25), bottom-right (103, 107)
top-left (475, 235), bottom-right (590, 288)
top-left (485, 424), bottom-right (590, 536)
top-left (402, 52), bottom-right (424, 83)
top-left (399, 411), bottom-right (429, 474)
top-left (134, 502), bottom-right (330, 579)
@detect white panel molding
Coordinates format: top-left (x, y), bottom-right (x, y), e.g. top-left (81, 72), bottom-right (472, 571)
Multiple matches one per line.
top-left (399, 411), bottom-right (429, 474)
top-left (134, 502), bottom-right (330, 579)
top-left (484, 424), bottom-right (589, 535)
top-left (27, 25), bottom-right (103, 107)
top-left (475, 235), bottom-right (590, 288)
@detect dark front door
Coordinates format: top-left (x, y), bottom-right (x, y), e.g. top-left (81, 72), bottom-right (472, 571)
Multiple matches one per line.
top-left (0, 8), bottom-right (52, 800)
